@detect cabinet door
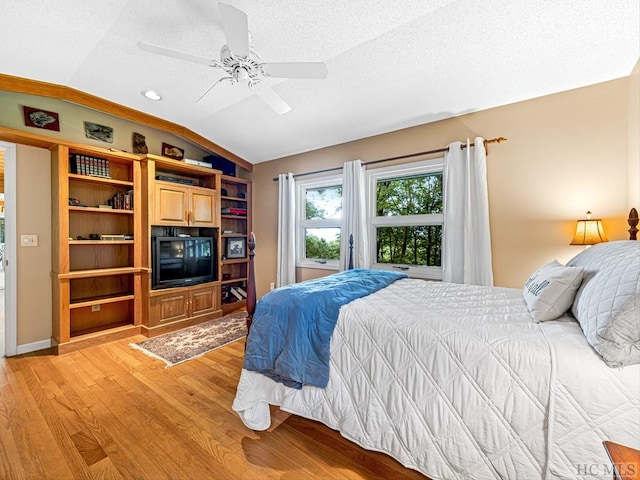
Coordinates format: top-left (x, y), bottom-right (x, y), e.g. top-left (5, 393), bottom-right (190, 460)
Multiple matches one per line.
top-left (189, 187), bottom-right (217, 227)
top-left (149, 291), bottom-right (189, 327)
top-left (189, 285), bottom-right (219, 318)
top-left (154, 183), bottom-right (189, 225)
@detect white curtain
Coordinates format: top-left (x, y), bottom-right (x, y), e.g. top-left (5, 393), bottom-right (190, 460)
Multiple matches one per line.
top-left (276, 173), bottom-right (296, 287)
top-left (340, 160), bottom-right (370, 270)
top-left (442, 138), bottom-right (493, 285)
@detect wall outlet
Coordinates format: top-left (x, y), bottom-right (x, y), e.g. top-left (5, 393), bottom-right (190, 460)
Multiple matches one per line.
top-left (91, 304), bottom-right (101, 312)
top-left (269, 282), bottom-right (275, 291)
top-left (20, 234), bottom-right (38, 247)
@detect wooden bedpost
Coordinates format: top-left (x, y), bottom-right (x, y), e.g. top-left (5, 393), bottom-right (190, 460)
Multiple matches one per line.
top-left (628, 208), bottom-right (638, 240)
top-left (245, 232), bottom-right (257, 333)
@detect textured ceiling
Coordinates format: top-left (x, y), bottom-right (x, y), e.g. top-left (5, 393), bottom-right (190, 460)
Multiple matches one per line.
top-left (1, 0), bottom-right (638, 163)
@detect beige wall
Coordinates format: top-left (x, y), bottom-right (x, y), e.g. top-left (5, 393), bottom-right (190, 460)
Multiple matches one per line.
top-left (629, 60), bottom-right (640, 208)
top-left (0, 91), bottom-right (212, 161)
top-left (16, 144), bottom-right (52, 346)
top-left (252, 76), bottom-right (636, 296)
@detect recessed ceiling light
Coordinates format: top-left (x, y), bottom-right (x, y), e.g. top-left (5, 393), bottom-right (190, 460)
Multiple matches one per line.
top-left (141, 90), bottom-right (162, 101)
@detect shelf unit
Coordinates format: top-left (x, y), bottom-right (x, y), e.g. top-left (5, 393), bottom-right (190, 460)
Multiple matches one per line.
top-left (142, 154), bottom-right (224, 336)
top-left (51, 143), bottom-right (144, 353)
top-left (220, 175), bottom-right (252, 314)
top-left (50, 145), bottom-right (250, 348)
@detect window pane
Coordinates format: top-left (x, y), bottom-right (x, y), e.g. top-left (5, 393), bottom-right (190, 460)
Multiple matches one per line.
top-left (305, 228), bottom-right (340, 260)
top-left (376, 173), bottom-right (442, 216)
top-left (306, 186), bottom-right (342, 220)
top-left (376, 225), bottom-right (442, 266)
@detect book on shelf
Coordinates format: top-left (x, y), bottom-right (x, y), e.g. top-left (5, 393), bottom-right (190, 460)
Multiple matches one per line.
top-left (229, 287), bottom-right (245, 301)
top-left (184, 158), bottom-right (213, 168)
top-left (100, 234), bottom-right (126, 241)
top-left (109, 190), bottom-right (134, 210)
top-left (221, 207), bottom-right (247, 215)
top-left (69, 154), bottom-right (111, 178)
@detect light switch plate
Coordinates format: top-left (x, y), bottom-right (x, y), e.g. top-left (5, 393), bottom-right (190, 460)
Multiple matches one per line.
top-left (20, 234), bottom-right (38, 247)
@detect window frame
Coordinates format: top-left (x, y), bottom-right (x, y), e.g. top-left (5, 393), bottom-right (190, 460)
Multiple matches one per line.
top-left (366, 158), bottom-right (444, 280)
top-left (295, 174), bottom-right (343, 270)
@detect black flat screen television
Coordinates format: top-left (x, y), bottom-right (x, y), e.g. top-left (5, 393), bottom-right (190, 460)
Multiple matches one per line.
top-left (152, 236), bottom-right (216, 289)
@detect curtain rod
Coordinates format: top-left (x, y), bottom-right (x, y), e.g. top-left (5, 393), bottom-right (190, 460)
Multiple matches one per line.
top-left (272, 136), bottom-right (507, 181)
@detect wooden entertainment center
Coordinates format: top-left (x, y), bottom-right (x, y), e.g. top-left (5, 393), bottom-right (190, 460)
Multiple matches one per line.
top-left (34, 132), bottom-right (251, 353)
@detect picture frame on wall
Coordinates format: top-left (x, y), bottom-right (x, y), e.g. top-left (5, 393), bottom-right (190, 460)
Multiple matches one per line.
top-left (226, 237), bottom-right (246, 259)
top-left (23, 106), bottom-right (60, 131)
top-left (84, 121), bottom-right (114, 143)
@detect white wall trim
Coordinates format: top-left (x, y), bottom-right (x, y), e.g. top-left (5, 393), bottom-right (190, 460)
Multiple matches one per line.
top-left (0, 141), bottom-right (17, 357)
top-left (16, 339), bottom-right (52, 355)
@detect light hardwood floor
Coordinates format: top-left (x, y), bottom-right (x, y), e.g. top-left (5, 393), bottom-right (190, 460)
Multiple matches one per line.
top-left (0, 336), bottom-right (428, 479)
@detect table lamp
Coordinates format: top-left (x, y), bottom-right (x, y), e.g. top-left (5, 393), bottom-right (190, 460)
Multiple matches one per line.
top-left (570, 211), bottom-right (608, 246)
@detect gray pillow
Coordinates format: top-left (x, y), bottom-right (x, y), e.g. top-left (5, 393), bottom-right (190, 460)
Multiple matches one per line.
top-left (567, 241), bottom-right (640, 367)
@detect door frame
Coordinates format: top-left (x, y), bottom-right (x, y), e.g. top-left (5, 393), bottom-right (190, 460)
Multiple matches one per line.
top-left (0, 141), bottom-right (17, 357)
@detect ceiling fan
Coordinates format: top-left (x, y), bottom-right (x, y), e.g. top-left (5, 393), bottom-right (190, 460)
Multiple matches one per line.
top-left (138, 3), bottom-right (327, 114)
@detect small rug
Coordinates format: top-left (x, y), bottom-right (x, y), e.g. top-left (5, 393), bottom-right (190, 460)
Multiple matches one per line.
top-left (131, 311), bottom-right (247, 366)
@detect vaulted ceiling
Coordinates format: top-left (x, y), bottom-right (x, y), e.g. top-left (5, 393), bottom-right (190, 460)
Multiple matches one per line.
top-left (1, 0), bottom-right (638, 163)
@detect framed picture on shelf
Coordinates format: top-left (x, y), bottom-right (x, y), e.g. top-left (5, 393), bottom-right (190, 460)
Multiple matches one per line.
top-left (226, 237), bottom-right (246, 259)
top-left (161, 142), bottom-right (185, 160)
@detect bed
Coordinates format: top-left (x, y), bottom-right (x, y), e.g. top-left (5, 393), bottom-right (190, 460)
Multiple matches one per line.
top-left (232, 210), bottom-right (640, 479)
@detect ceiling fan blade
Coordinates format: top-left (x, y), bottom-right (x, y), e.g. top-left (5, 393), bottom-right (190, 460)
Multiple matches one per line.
top-left (262, 62), bottom-right (328, 79)
top-left (253, 85), bottom-right (291, 114)
top-left (219, 3), bottom-right (249, 58)
top-left (138, 42), bottom-right (216, 66)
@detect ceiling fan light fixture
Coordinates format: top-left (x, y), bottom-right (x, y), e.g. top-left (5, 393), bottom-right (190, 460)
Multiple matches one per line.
top-left (235, 66), bottom-right (249, 83)
top-left (137, 3), bottom-right (327, 113)
top-left (141, 90), bottom-right (162, 101)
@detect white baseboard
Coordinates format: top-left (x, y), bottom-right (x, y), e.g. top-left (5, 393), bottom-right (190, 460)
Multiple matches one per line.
top-left (15, 339), bottom-right (52, 356)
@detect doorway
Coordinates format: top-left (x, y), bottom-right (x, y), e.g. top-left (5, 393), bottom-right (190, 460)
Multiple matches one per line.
top-left (0, 191), bottom-right (4, 357)
top-left (0, 142), bottom-right (17, 358)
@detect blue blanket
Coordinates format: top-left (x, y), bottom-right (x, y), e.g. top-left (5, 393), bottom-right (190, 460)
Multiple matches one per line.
top-left (243, 269), bottom-right (407, 389)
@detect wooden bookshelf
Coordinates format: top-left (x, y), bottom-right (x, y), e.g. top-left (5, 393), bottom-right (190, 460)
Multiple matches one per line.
top-left (51, 144), bottom-right (143, 352)
top-left (220, 176), bottom-right (252, 314)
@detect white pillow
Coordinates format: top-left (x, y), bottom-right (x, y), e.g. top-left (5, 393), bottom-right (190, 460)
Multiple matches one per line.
top-left (523, 260), bottom-right (584, 322)
top-left (566, 241), bottom-right (640, 367)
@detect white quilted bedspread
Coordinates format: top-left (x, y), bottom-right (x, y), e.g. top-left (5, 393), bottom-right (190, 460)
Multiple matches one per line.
top-left (233, 280), bottom-right (640, 479)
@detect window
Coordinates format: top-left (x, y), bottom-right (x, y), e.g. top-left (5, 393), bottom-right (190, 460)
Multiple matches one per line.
top-left (296, 176), bottom-right (342, 269)
top-left (367, 159), bottom-right (444, 279)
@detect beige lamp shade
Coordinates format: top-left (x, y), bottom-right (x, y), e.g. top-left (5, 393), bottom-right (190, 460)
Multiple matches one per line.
top-left (570, 211), bottom-right (608, 245)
